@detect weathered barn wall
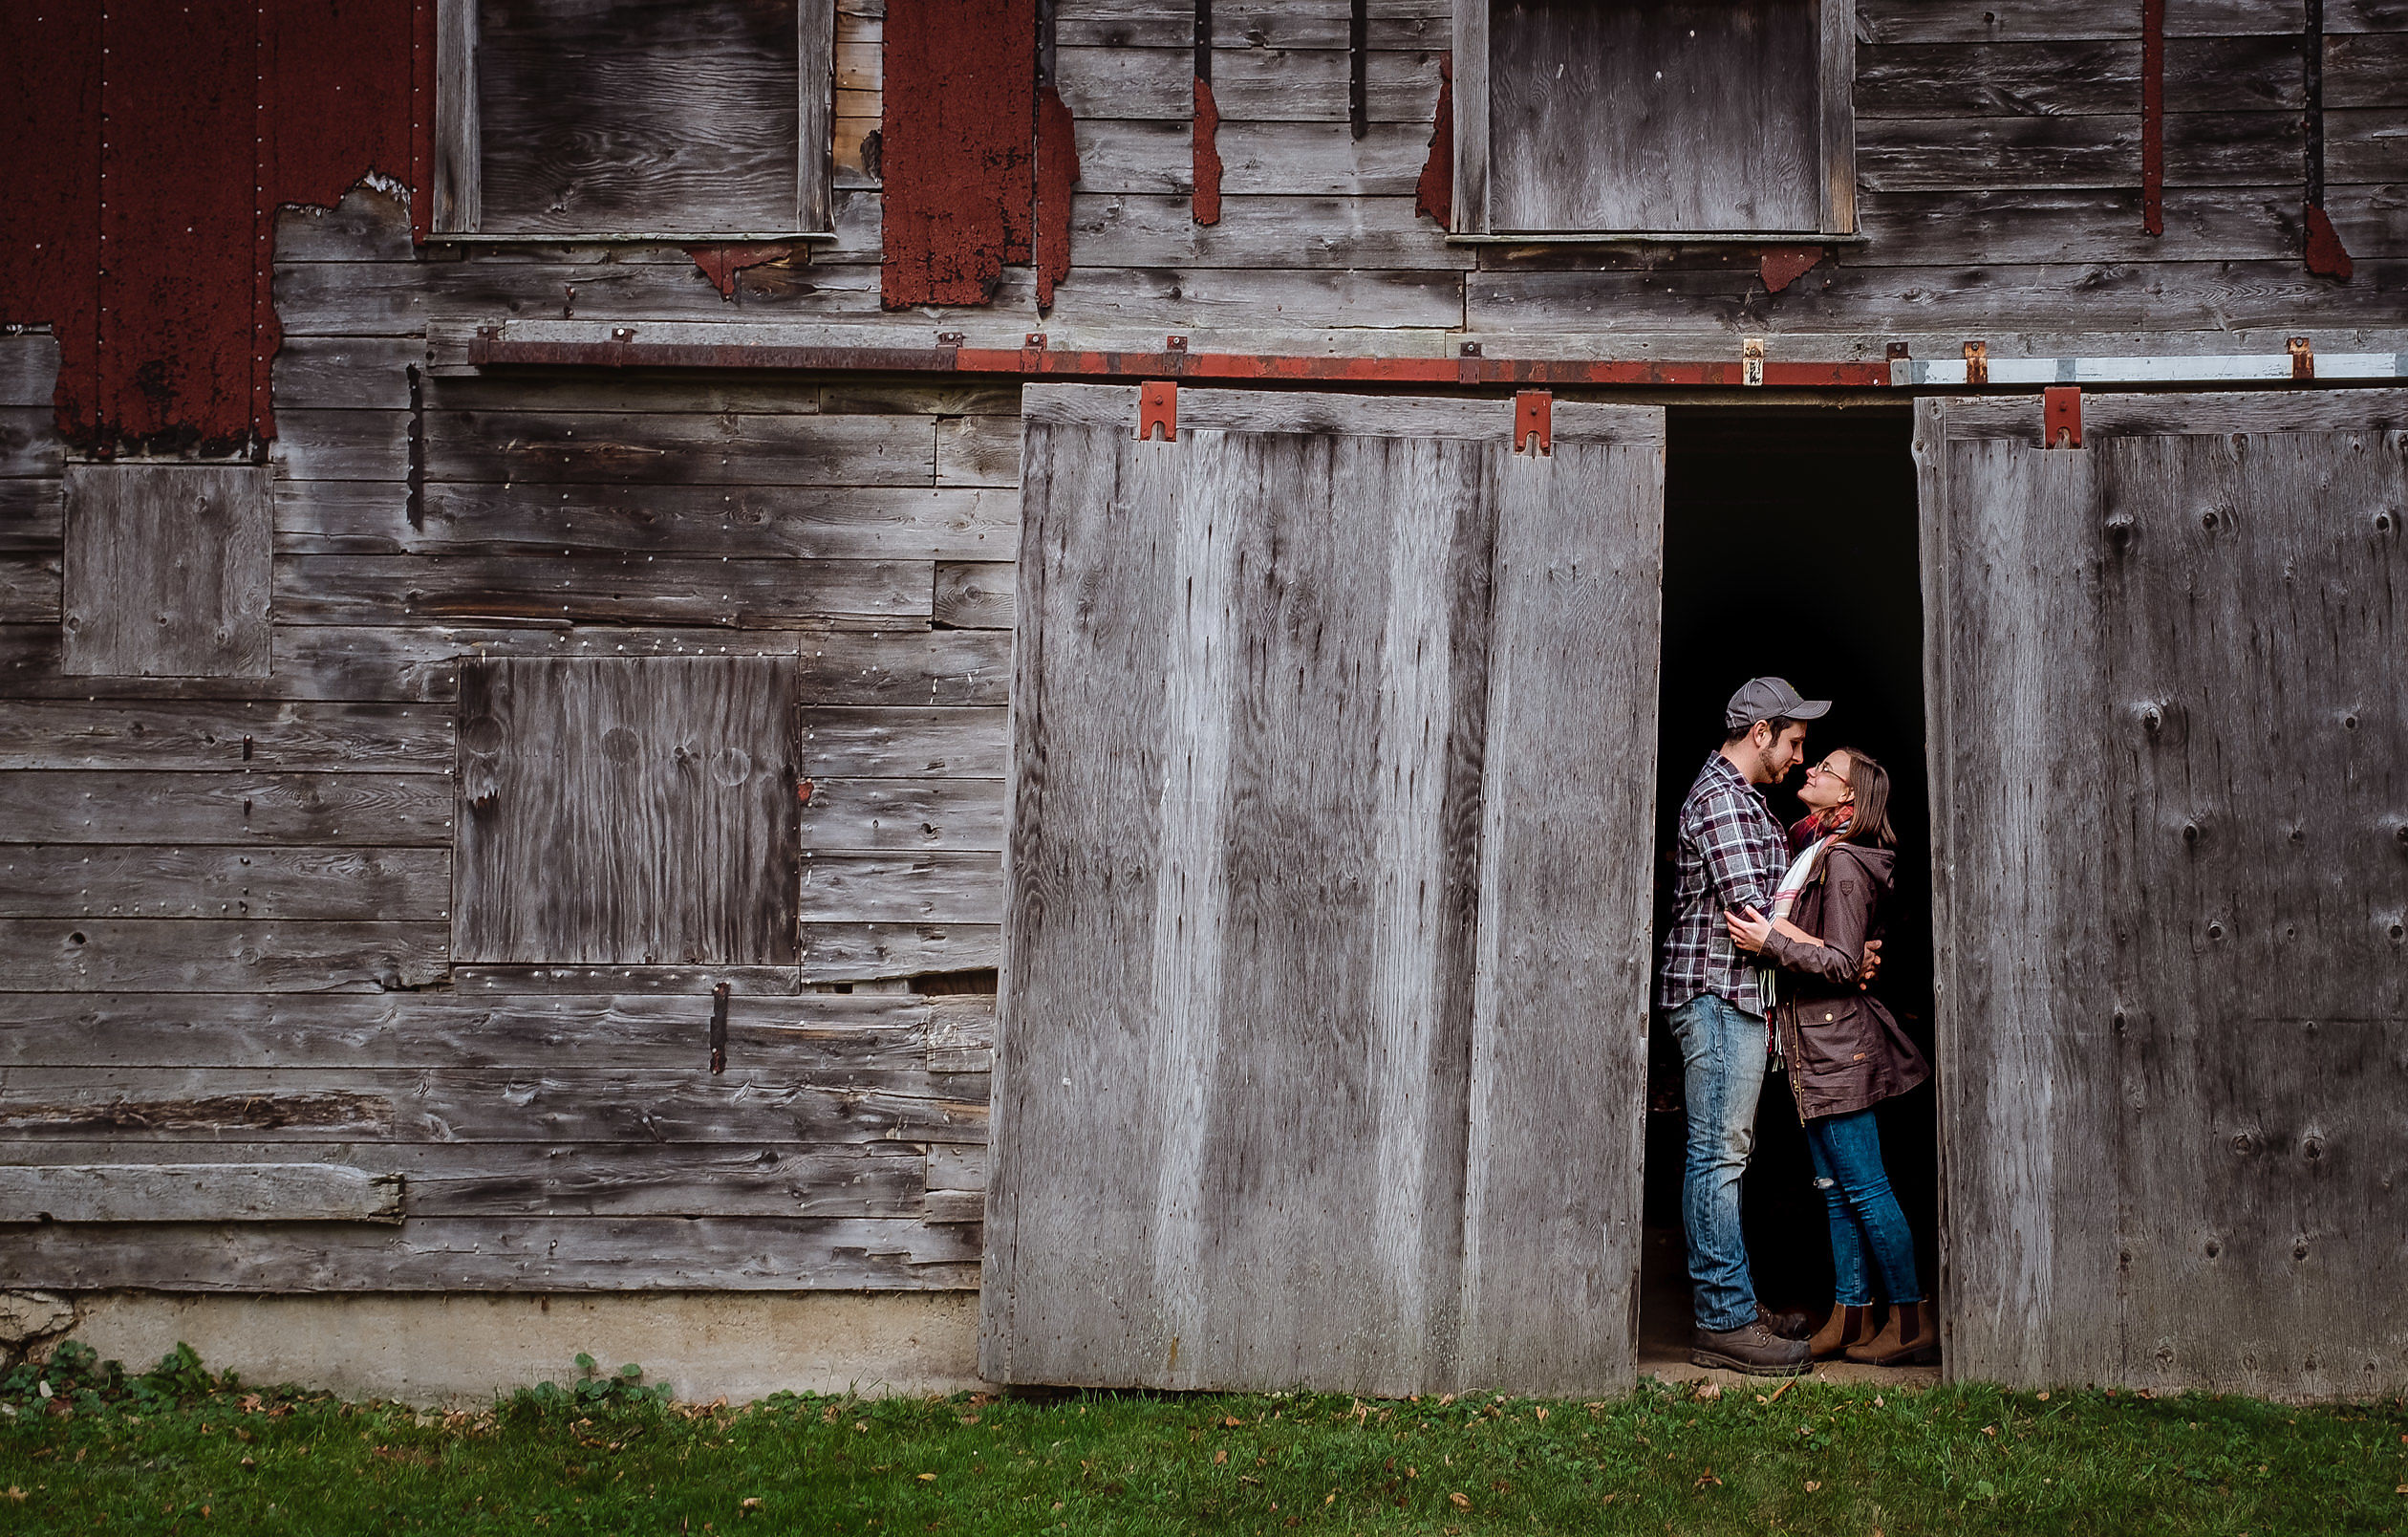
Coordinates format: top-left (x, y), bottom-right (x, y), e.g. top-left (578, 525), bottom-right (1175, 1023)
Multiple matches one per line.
top-left (0, 187), bottom-right (1009, 1294)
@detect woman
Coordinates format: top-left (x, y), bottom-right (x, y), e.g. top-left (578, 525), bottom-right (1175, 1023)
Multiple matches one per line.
top-left (1727, 747), bottom-right (1935, 1367)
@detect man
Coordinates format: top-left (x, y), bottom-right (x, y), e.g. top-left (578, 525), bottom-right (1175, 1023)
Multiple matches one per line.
top-left (1659, 677), bottom-right (1827, 1376)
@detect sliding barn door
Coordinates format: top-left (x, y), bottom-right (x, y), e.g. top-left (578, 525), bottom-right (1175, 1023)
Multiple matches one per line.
top-left (982, 385), bottom-right (1664, 1396)
top-left (1921, 390), bottom-right (2408, 1396)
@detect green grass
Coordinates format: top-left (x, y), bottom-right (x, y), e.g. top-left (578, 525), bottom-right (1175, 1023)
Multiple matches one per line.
top-left (4, 1344), bottom-right (2404, 1535)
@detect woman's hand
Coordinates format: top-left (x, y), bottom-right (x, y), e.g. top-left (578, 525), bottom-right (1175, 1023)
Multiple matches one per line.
top-left (1725, 905), bottom-right (1774, 953)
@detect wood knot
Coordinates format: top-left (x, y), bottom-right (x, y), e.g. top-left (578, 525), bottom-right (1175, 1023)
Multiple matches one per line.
top-left (2204, 1240), bottom-right (2221, 1259)
top-left (2140, 705), bottom-right (2162, 732)
top-left (2182, 821), bottom-right (2200, 842)
top-left (2200, 509), bottom-right (2221, 530)
top-left (2376, 510), bottom-right (2396, 532)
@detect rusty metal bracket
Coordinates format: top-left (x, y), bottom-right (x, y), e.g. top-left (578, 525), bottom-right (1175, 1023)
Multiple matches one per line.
top-left (2290, 336), bottom-right (2315, 379)
top-left (1138, 379), bottom-right (1178, 442)
top-left (1514, 390), bottom-right (1552, 456)
top-left (1742, 337), bottom-right (1766, 387)
top-left (709, 982), bottom-right (730, 1075)
top-left (2043, 386), bottom-right (2083, 448)
top-left (1964, 340), bottom-right (1989, 386)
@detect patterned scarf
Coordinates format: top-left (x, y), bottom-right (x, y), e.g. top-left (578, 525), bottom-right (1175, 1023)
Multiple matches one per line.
top-left (1790, 802), bottom-right (1854, 853)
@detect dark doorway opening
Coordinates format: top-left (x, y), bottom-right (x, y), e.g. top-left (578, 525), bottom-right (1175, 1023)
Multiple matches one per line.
top-left (1638, 407), bottom-right (1939, 1369)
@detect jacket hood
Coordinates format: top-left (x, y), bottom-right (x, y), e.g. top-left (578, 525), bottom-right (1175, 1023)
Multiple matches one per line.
top-left (1829, 841), bottom-right (1895, 892)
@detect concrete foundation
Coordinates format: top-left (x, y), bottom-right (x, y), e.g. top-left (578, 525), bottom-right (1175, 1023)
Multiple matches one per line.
top-left (63, 1291), bottom-right (984, 1406)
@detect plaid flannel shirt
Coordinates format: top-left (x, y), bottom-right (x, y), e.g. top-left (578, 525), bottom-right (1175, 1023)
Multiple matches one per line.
top-left (1657, 751), bottom-right (1789, 1013)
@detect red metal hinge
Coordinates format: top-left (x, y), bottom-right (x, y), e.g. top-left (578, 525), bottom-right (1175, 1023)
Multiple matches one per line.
top-left (1514, 390), bottom-right (1552, 455)
top-left (2043, 386), bottom-right (2083, 448)
top-left (1138, 379), bottom-right (1178, 442)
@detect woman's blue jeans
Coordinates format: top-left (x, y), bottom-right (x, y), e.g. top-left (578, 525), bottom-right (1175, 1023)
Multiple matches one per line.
top-left (1805, 1107), bottom-right (1922, 1306)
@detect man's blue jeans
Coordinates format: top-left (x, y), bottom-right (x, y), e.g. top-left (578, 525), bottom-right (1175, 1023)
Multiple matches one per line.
top-left (1667, 991), bottom-right (1769, 1333)
top-left (1805, 1107), bottom-right (1922, 1306)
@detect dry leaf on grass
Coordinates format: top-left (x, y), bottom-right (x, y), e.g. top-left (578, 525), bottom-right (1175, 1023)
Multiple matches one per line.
top-left (1448, 1491), bottom-right (1472, 1510)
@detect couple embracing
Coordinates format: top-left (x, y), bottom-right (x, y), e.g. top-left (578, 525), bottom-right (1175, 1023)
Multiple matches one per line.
top-left (1659, 677), bottom-right (1935, 1377)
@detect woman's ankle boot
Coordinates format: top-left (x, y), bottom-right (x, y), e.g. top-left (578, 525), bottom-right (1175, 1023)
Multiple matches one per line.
top-left (1809, 1304), bottom-right (1870, 1360)
top-left (1844, 1300), bottom-right (1940, 1366)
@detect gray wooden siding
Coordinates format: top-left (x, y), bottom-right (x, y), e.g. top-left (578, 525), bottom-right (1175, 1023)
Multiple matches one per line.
top-left (1920, 389), bottom-right (2408, 1396)
top-left (981, 386), bottom-right (1660, 1396)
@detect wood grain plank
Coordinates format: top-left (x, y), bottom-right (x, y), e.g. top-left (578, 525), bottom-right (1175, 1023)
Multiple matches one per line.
top-left (0, 1067), bottom-right (987, 1144)
top-left (0, 989), bottom-right (978, 1069)
top-left (0, 1216), bottom-right (982, 1291)
top-left (0, 701), bottom-right (453, 771)
top-left (0, 1140), bottom-right (935, 1219)
top-left (0, 1163), bottom-right (403, 1223)
top-left (801, 706), bottom-right (1005, 776)
top-left (456, 657), bottom-right (802, 965)
top-left (1454, 418), bottom-right (1661, 1394)
top-left (797, 628), bottom-right (1012, 705)
top-left (1856, 37), bottom-right (2306, 118)
top-left (1071, 118), bottom-right (1437, 196)
top-left (62, 465), bottom-right (270, 679)
top-left (0, 771), bottom-right (454, 846)
top-left (425, 409), bottom-right (934, 486)
top-left (1055, 43), bottom-right (1441, 122)
top-left (1859, 112), bottom-right (2303, 193)
top-left (0, 920), bottom-right (450, 992)
top-left (0, 554), bottom-right (61, 622)
top-left (271, 554), bottom-right (933, 628)
top-left (801, 851), bottom-right (1003, 922)
top-left (935, 414), bottom-right (1023, 487)
top-left (0, 847), bottom-right (449, 920)
top-left (931, 562), bottom-right (1015, 629)
top-left (802, 921), bottom-right (1003, 981)
top-left (797, 776), bottom-right (1007, 850)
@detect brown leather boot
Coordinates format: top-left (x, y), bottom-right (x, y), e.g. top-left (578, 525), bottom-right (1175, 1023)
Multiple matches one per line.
top-left (1844, 1299), bottom-right (1940, 1366)
top-left (1808, 1304), bottom-right (1870, 1360)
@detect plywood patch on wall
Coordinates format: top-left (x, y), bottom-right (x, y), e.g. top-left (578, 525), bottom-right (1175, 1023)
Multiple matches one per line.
top-left (62, 463), bottom-right (270, 679)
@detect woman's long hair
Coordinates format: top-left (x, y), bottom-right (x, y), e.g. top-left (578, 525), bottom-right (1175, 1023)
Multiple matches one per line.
top-left (1836, 748), bottom-right (1896, 849)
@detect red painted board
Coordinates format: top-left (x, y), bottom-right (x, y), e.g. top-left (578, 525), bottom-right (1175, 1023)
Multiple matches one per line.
top-left (98, 0), bottom-right (261, 455)
top-left (0, 0), bottom-right (103, 443)
top-left (1035, 85), bottom-right (1080, 310)
top-left (881, 0), bottom-right (1037, 309)
top-left (1415, 53), bottom-right (1452, 228)
top-left (1192, 77), bottom-right (1223, 227)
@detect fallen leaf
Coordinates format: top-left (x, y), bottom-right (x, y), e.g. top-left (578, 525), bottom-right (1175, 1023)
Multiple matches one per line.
top-left (2036, 1392), bottom-right (2051, 1402)
top-left (1534, 1407), bottom-right (1547, 1421)
top-left (1406, 1467), bottom-right (1416, 1479)
top-left (1449, 1492), bottom-right (1472, 1510)
top-left (915, 1474), bottom-right (936, 1483)
top-left (1695, 1383), bottom-right (1722, 1402)
top-left (1754, 1395), bottom-right (1769, 1404)
top-left (2, 1487), bottom-right (24, 1502)
top-left (1214, 1449), bottom-right (1228, 1465)
top-left (1224, 1417), bottom-right (1243, 1428)
top-left (1804, 1481), bottom-right (1821, 1492)
top-left (1694, 1469), bottom-right (1723, 1490)
top-left (239, 1457), bottom-right (255, 1470)
top-left (1323, 1493), bottom-right (1335, 1505)
top-left (1982, 1424), bottom-right (1998, 1438)
top-left (1872, 1396), bottom-right (1884, 1408)
top-left (741, 1498), bottom-right (763, 1510)
top-left (1050, 1502), bottom-right (1063, 1511)
top-left (1768, 1379), bottom-right (1794, 1403)
top-left (1239, 1476), bottom-right (1261, 1487)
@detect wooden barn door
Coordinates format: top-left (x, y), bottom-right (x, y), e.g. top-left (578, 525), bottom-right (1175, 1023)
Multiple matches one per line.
top-left (1920, 390), bottom-right (2408, 1396)
top-left (982, 384), bottom-right (1664, 1396)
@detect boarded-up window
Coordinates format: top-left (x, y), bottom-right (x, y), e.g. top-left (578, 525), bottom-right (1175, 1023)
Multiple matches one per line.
top-left (455, 657), bottom-right (801, 964)
top-left (1456, 0), bottom-right (1857, 236)
top-left (62, 464), bottom-right (270, 679)
top-left (435, 0), bottom-right (835, 238)
top-left (982, 385), bottom-right (1666, 1396)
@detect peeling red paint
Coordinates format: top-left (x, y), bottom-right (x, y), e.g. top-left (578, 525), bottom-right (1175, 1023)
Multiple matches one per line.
top-left (881, 0), bottom-right (1037, 310)
top-left (0, 0), bottom-right (422, 454)
top-left (1415, 54), bottom-right (1452, 228)
top-left (2303, 204), bottom-right (2354, 280)
top-left (1035, 86), bottom-right (1081, 311)
top-left (1192, 78), bottom-right (1224, 227)
top-left (1758, 246), bottom-right (1826, 294)
top-left (689, 246), bottom-right (798, 298)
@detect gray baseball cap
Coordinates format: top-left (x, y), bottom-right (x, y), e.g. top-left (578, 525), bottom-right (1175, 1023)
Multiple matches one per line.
top-left (1724, 676), bottom-right (1832, 732)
